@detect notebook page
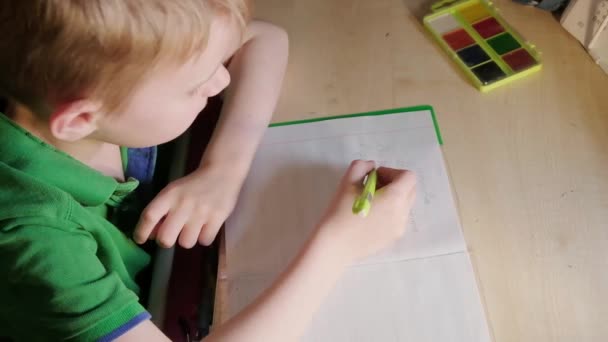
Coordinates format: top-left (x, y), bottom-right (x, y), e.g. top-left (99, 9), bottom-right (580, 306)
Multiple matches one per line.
top-left (225, 252), bottom-right (491, 342)
top-left (222, 109), bottom-right (491, 342)
top-left (225, 110), bottom-right (466, 277)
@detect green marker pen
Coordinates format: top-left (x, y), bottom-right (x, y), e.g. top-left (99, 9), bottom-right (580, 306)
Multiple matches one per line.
top-left (352, 169), bottom-right (378, 217)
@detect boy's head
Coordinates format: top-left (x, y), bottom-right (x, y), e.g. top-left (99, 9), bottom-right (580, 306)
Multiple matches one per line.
top-left (0, 0), bottom-right (249, 147)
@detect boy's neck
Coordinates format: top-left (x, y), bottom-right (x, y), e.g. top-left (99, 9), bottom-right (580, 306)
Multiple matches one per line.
top-left (8, 104), bottom-right (125, 181)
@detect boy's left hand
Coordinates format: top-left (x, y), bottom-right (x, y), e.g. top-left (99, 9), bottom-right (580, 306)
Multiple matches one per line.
top-left (133, 164), bottom-right (243, 248)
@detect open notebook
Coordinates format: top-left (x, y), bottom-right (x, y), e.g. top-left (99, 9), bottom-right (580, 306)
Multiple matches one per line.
top-left (224, 106), bottom-right (492, 341)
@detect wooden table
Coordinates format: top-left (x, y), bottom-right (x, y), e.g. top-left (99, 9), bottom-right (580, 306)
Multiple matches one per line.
top-left (215, 1), bottom-right (608, 340)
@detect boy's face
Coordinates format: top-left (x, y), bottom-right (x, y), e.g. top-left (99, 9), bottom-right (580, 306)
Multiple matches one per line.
top-left (93, 16), bottom-right (237, 148)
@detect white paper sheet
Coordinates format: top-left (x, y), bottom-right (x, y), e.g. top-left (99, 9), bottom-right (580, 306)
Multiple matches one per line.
top-left (226, 253), bottom-right (490, 342)
top-left (224, 109), bottom-right (491, 341)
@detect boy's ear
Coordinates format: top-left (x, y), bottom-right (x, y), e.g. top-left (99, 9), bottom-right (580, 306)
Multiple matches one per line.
top-left (49, 99), bottom-right (103, 142)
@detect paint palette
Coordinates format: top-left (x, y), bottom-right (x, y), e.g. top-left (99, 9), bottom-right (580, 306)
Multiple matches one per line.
top-left (424, 0), bottom-right (541, 92)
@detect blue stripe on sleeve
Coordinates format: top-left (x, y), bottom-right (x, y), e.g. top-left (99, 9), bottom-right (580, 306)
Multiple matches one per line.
top-left (97, 311), bottom-right (152, 342)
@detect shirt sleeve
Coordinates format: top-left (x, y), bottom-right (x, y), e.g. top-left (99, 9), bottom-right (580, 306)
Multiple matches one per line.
top-left (0, 224), bottom-right (149, 341)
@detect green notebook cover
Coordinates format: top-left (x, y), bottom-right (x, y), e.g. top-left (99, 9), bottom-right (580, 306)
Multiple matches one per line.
top-left (269, 105), bottom-right (443, 145)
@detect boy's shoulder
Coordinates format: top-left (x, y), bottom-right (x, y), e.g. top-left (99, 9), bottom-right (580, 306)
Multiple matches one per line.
top-left (0, 113), bottom-right (89, 231)
top-left (0, 111), bottom-right (133, 239)
top-left (0, 159), bottom-right (73, 231)
top-left (0, 165), bottom-right (150, 339)
top-left (0, 115), bottom-right (152, 341)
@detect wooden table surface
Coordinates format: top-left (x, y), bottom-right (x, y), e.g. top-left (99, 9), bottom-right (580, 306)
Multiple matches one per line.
top-left (215, 1), bottom-right (608, 341)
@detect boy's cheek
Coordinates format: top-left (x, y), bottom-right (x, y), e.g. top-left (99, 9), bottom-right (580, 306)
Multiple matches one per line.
top-left (104, 98), bottom-right (203, 147)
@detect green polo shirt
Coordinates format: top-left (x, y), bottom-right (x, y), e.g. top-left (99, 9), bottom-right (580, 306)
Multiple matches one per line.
top-left (0, 113), bottom-right (152, 341)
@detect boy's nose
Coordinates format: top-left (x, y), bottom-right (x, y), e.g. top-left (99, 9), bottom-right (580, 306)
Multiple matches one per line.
top-left (203, 66), bottom-right (231, 98)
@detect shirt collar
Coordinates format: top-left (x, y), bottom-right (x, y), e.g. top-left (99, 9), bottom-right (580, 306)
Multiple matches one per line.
top-left (0, 112), bottom-right (138, 207)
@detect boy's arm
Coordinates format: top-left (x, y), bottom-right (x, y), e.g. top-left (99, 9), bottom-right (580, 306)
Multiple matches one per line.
top-left (133, 20), bottom-right (288, 248)
top-left (195, 20), bottom-right (289, 242)
top-left (204, 228), bottom-right (347, 341)
top-left (203, 20), bottom-right (289, 178)
top-left (121, 162), bottom-right (416, 341)
top-left (118, 227), bottom-right (346, 342)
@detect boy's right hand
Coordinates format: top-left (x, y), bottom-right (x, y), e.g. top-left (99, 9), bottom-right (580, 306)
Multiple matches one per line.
top-left (317, 160), bottom-right (417, 263)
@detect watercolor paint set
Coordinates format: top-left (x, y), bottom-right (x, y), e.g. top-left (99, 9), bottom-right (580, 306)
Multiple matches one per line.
top-left (424, 0), bottom-right (541, 92)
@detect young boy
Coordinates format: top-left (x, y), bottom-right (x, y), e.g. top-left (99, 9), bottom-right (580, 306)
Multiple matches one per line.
top-left (0, 1), bottom-right (416, 341)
